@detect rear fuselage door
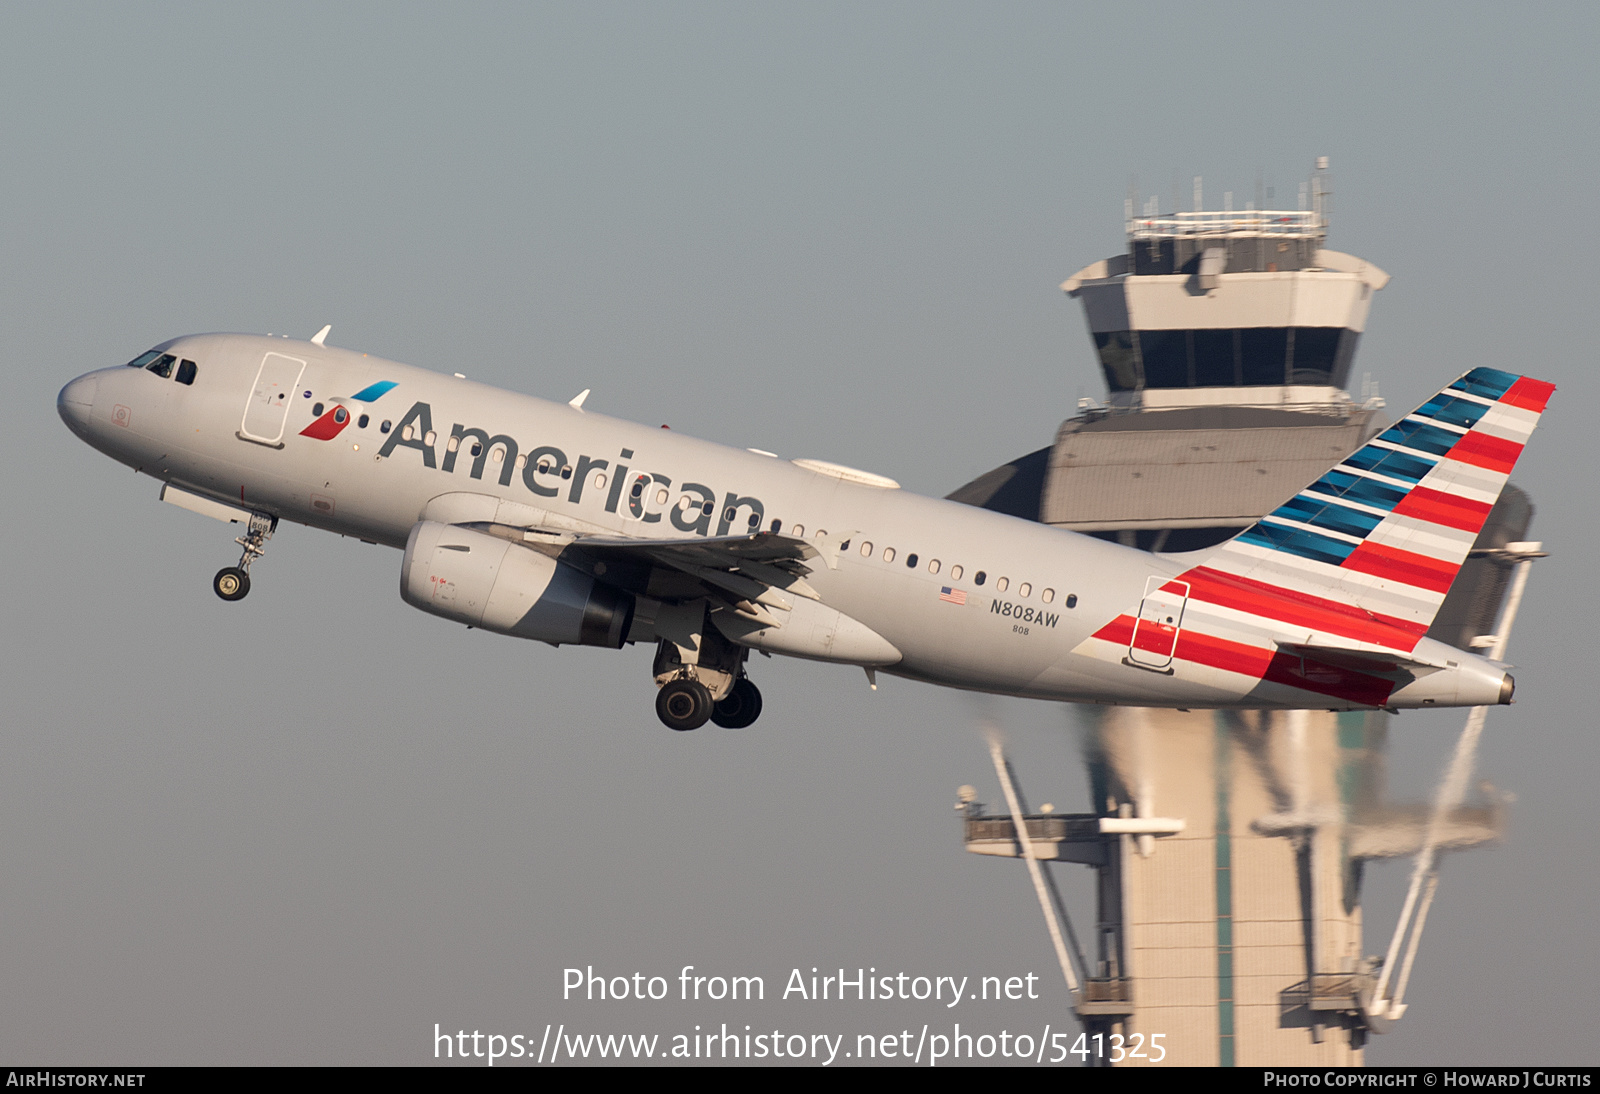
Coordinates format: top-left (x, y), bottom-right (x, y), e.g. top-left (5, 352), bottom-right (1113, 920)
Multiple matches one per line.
top-left (238, 352), bottom-right (307, 446)
top-left (1128, 576), bottom-right (1190, 670)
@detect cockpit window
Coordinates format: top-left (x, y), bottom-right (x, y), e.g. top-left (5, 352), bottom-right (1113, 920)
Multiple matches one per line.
top-left (175, 359), bottom-right (197, 385)
top-left (146, 354), bottom-right (176, 378)
top-left (126, 350), bottom-right (162, 368)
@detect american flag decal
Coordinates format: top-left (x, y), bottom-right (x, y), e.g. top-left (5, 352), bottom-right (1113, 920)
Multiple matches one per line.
top-left (939, 587), bottom-right (966, 605)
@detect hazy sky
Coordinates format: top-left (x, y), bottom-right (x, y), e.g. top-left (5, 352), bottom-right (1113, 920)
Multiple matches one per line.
top-left (2, 1), bottom-right (1595, 1065)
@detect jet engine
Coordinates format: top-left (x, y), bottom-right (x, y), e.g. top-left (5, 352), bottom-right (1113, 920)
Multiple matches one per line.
top-left (401, 520), bottom-right (633, 648)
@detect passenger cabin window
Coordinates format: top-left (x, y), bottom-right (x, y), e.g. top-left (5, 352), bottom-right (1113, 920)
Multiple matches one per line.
top-left (1065, 594), bottom-right (1078, 608)
top-left (770, 519), bottom-right (782, 533)
top-left (175, 359), bottom-right (197, 385)
top-left (146, 354), bottom-right (176, 378)
top-left (357, 413), bottom-right (369, 428)
top-left (1018, 582), bottom-right (1031, 597)
top-left (996, 576), bottom-right (1008, 592)
top-left (791, 524), bottom-right (803, 537)
top-left (313, 403), bottom-right (325, 417)
top-left (906, 553), bottom-right (918, 568)
top-left (882, 547), bottom-right (895, 563)
top-left (927, 559), bottom-right (940, 574)
top-left (974, 571), bottom-right (986, 586)
top-left (950, 565), bottom-right (963, 580)
top-left (860, 542), bottom-right (873, 557)
top-left (1042, 588), bottom-right (1055, 603)
top-left (380, 420), bottom-right (391, 434)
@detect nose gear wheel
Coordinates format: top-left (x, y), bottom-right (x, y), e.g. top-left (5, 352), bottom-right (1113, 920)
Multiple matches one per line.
top-left (212, 510), bottom-right (276, 601)
top-left (213, 567), bottom-right (251, 601)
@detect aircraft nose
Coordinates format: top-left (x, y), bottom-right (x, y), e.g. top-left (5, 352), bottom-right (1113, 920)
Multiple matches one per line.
top-left (57, 373), bottom-right (99, 435)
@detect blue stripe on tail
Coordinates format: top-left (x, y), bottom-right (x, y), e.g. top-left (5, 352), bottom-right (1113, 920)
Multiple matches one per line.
top-left (1342, 446), bottom-right (1436, 483)
top-left (1238, 522), bottom-right (1358, 566)
top-left (1449, 368), bottom-right (1518, 401)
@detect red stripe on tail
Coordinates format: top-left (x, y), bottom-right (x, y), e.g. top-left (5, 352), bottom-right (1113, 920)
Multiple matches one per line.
top-left (1500, 376), bottom-right (1556, 413)
top-left (1341, 541), bottom-right (1458, 594)
top-left (1181, 567), bottom-right (1428, 645)
top-left (1391, 486), bottom-right (1494, 533)
top-left (1446, 431), bottom-right (1522, 474)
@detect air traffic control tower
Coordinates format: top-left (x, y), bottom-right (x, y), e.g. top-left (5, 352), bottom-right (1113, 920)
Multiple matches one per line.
top-left (950, 174), bottom-right (1531, 1066)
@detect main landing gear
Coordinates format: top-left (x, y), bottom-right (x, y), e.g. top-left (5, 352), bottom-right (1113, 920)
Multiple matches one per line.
top-left (654, 676), bottom-right (764, 731)
top-left (213, 511), bottom-right (276, 602)
top-left (649, 615), bottom-right (764, 731)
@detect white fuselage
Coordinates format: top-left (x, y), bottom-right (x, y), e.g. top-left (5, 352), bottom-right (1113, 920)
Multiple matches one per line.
top-left (57, 333), bottom-right (1510, 711)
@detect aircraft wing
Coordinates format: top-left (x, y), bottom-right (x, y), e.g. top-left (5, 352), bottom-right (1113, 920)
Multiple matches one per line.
top-left (576, 530), bottom-right (820, 571)
top-left (569, 531), bottom-right (823, 625)
top-left (419, 492), bottom-right (825, 624)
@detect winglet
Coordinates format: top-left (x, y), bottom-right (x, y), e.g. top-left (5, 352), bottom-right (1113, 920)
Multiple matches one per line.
top-left (311, 324), bottom-right (331, 346)
top-left (568, 389), bottom-right (590, 410)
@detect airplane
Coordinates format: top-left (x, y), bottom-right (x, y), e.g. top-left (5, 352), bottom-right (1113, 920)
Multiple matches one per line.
top-left (56, 330), bottom-right (1553, 730)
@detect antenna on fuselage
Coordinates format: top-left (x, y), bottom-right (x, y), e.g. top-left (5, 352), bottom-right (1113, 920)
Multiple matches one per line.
top-left (310, 324), bottom-right (332, 346)
top-left (568, 389), bottom-right (590, 410)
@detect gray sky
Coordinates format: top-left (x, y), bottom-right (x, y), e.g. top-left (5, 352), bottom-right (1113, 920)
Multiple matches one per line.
top-left (2, 1), bottom-right (1595, 1065)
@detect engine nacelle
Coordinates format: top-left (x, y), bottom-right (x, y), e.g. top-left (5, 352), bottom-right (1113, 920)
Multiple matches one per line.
top-left (401, 521), bottom-right (633, 648)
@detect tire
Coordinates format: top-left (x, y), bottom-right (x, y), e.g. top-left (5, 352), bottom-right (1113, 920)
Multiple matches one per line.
top-left (710, 678), bottom-right (763, 729)
top-left (656, 678), bottom-right (712, 731)
top-left (213, 567), bottom-right (251, 602)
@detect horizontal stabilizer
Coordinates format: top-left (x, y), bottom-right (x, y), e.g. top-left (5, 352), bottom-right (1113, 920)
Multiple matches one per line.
top-left (1274, 637), bottom-right (1453, 674)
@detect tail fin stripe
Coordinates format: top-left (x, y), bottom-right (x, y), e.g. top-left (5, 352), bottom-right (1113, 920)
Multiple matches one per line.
top-left (1238, 523), bottom-right (1356, 566)
top-left (1343, 446), bottom-right (1435, 482)
top-left (1474, 399), bottom-right (1540, 437)
top-left (1450, 367), bottom-right (1520, 400)
top-left (1415, 393), bottom-right (1493, 430)
top-left (1275, 496), bottom-right (1386, 537)
top-left (1364, 517), bottom-right (1477, 559)
top-left (1342, 541), bottom-right (1459, 593)
top-left (1184, 566), bottom-right (1428, 644)
top-left (1501, 376), bottom-right (1556, 413)
top-left (1375, 419), bottom-right (1462, 457)
top-left (1403, 412), bottom-right (1468, 437)
top-left (1390, 487), bottom-right (1494, 533)
top-left (1307, 470), bottom-right (1409, 510)
top-left (1445, 431), bottom-right (1523, 474)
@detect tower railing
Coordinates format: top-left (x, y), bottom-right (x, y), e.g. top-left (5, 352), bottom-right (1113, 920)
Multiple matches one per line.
top-left (1127, 210), bottom-right (1325, 241)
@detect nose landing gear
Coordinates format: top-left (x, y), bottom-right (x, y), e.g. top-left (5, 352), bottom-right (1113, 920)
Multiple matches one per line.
top-left (213, 512), bottom-right (276, 602)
